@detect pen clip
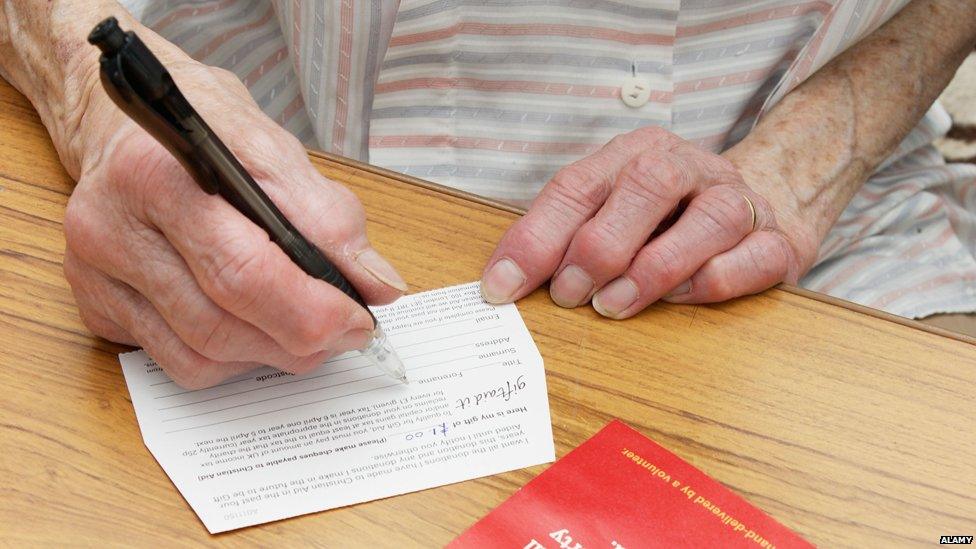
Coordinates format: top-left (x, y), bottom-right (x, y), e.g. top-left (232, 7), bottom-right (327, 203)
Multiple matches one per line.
top-left (90, 17), bottom-right (220, 195)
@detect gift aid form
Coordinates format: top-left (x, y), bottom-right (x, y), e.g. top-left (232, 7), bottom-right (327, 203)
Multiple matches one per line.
top-left (120, 282), bottom-right (555, 532)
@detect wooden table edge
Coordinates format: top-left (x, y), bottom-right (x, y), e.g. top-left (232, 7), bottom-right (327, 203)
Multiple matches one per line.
top-left (307, 148), bottom-right (976, 348)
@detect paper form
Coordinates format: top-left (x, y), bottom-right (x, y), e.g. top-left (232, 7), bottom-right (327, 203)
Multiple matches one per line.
top-left (119, 282), bottom-right (555, 533)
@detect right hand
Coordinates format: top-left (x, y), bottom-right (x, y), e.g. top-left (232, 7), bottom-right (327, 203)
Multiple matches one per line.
top-left (60, 31), bottom-right (406, 389)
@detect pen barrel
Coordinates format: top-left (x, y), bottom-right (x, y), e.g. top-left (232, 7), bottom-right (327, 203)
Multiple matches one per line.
top-left (199, 135), bottom-right (378, 324)
top-left (274, 229), bottom-right (374, 316)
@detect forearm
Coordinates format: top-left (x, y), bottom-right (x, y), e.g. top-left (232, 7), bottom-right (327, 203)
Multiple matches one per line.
top-left (725, 0), bottom-right (976, 244)
top-left (0, 1), bottom-right (191, 179)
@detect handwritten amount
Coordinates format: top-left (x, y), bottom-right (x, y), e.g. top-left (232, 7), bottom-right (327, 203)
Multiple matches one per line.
top-left (455, 375), bottom-right (526, 410)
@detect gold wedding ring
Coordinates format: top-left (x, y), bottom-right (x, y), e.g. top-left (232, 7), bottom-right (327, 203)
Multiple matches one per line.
top-left (742, 193), bottom-right (757, 232)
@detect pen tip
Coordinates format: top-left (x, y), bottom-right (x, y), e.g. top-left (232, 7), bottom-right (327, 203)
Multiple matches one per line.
top-left (399, 375), bottom-right (409, 384)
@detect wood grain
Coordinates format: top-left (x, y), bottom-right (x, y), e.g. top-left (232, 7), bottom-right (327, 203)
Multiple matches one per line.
top-left (1, 77), bottom-right (974, 548)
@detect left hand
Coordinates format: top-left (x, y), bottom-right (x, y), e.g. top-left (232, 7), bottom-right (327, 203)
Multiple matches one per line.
top-left (480, 126), bottom-right (819, 318)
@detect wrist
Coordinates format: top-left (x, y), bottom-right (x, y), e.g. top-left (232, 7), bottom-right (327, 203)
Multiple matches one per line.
top-left (0, 2), bottom-right (144, 178)
top-left (722, 133), bottom-right (832, 271)
top-left (724, 86), bottom-right (866, 243)
top-left (52, 10), bottom-right (152, 180)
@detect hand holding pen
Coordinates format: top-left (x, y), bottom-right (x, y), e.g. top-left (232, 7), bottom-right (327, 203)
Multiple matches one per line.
top-left (58, 15), bottom-right (407, 388)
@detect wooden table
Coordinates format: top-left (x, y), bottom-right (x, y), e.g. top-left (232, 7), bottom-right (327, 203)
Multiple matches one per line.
top-left (1, 77), bottom-right (974, 547)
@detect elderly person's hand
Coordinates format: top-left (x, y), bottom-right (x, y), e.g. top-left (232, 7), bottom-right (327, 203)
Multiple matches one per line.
top-left (481, 0), bottom-right (976, 318)
top-left (480, 126), bottom-right (819, 318)
top-left (1, 8), bottom-right (405, 388)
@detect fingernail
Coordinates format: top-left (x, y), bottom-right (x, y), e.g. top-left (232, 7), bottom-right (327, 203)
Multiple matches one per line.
top-left (480, 258), bottom-right (526, 303)
top-left (662, 280), bottom-right (692, 302)
top-left (356, 248), bottom-right (408, 292)
top-left (592, 277), bottom-right (638, 318)
top-left (550, 265), bottom-right (594, 308)
top-left (336, 329), bottom-right (372, 352)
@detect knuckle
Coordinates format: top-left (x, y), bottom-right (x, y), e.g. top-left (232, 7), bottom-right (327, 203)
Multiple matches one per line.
top-left (243, 129), bottom-right (288, 159)
top-left (614, 176), bottom-right (666, 217)
top-left (163, 346), bottom-right (218, 390)
top-left (692, 189), bottom-right (746, 237)
top-left (629, 153), bottom-right (674, 185)
top-left (631, 125), bottom-right (673, 146)
top-left (546, 164), bottom-right (611, 216)
top-left (238, 132), bottom-right (289, 180)
top-left (204, 239), bottom-right (273, 312)
top-left (606, 133), bottom-right (630, 149)
top-left (187, 313), bottom-right (236, 362)
top-left (321, 185), bottom-right (367, 241)
top-left (503, 217), bottom-right (566, 269)
top-left (193, 63), bottom-right (251, 99)
top-left (609, 126), bottom-right (675, 153)
top-left (285, 315), bottom-right (338, 356)
top-left (63, 195), bottom-right (97, 254)
top-left (77, 308), bottom-right (115, 340)
top-left (703, 272), bottom-right (735, 300)
top-left (636, 241), bottom-right (684, 284)
top-left (605, 131), bottom-right (646, 153)
top-left (172, 366), bottom-right (212, 391)
top-left (573, 224), bottom-right (632, 273)
top-left (236, 137), bottom-right (319, 205)
top-left (264, 179), bottom-right (367, 253)
top-left (621, 153), bottom-right (683, 202)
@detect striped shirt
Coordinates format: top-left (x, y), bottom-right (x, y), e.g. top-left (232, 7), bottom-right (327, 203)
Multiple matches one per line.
top-left (122, 0), bottom-right (976, 319)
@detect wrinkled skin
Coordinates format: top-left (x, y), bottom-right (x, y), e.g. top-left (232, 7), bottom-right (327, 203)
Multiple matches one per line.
top-left (63, 59), bottom-right (406, 389)
top-left (481, 126), bottom-right (816, 318)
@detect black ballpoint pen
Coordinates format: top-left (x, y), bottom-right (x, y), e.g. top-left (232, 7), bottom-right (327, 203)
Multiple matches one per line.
top-left (87, 17), bottom-right (407, 383)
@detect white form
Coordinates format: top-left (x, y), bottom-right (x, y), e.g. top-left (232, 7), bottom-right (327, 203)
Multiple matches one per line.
top-left (119, 282), bottom-right (554, 533)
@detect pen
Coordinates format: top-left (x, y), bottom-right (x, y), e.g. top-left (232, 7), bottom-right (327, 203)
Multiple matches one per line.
top-left (87, 17), bottom-right (407, 384)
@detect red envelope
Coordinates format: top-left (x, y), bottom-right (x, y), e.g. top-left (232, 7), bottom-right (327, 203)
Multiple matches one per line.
top-left (449, 420), bottom-right (812, 549)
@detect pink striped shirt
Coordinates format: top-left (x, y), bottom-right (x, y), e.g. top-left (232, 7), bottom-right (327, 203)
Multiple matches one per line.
top-left (121, 0), bottom-right (976, 320)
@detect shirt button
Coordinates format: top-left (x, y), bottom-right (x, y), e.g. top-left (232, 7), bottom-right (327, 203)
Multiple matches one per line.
top-left (621, 76), bottom-right (652, 108)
